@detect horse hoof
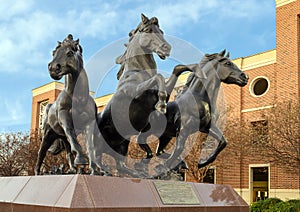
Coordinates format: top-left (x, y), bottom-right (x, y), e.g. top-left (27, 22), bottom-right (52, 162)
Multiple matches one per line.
top-left (90, 170), bottom-right (100, 176)
top-left (146, 153), bottom-right (154, 159)
top-left (198, 155), bottom-right (216, 168)
top-left (66, 169), bottom-right (76, 174)
top-left (74, 156), bottom-right (88, 165)
top-left (198, 140), bottom-right (227, 168)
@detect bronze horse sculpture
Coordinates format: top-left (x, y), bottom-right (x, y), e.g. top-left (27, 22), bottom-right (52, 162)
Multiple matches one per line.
top-left (35, 34), bottom-right (99, 175)
top-left (136, 50), bottom-right (249, 174)
top-left (95, 14), bottom-right (200, 176)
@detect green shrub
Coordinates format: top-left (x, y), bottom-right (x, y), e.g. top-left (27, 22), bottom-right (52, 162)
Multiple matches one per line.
top-left (268, 201), bottom-right (296, 212)
top-left (250, 198), bottom-right (282, 212)
top-left (286, 199), bottom-right (300, 211)
top-left (250, 200), bottom-right (265, 212)
top-left (251, 198), bottom-right (300, 212)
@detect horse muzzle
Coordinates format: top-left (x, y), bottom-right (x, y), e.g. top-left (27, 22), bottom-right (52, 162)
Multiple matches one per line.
top-left (240, 73), bottom-right (249, 86)
top-left (156, 43), bottom-right (171, 60)
top-left (48, 63), bottom-right (63, 80)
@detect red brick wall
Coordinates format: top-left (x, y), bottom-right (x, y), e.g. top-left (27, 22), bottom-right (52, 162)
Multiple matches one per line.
top-left (276, 1), bottom-right (300, 101)
top-left (214, 0), bottom-right (300, 191)
top-left (31, 89), bottom-right (61, 131)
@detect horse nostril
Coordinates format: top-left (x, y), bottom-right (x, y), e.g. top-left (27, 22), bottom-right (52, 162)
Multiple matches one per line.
top-left (241, 73), bottom-right (248, 80)
top-left (56, 64), bottom-right (61, 70)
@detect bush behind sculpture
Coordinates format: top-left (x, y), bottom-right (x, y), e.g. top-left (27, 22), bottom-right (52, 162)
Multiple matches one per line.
top-left (250, 198), bottom-right (300, 212)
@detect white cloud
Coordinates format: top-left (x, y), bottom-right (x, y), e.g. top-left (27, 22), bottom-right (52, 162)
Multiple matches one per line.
top-left (0, 97), bottom-right (27, 126)
top-left (0, 0), bottom-right (34, 20)
top-left (0, 6), bottom-right (120, 73)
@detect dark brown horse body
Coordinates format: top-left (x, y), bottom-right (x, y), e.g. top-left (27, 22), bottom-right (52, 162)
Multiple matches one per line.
top-left (95, 14), bottom-right (199, 177)
top-left (136, 50), bottom-right (249, 175)
top-left (35, 35), bottom-right (98, 175)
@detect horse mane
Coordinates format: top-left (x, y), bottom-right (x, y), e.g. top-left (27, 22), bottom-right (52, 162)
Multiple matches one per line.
top-left (199, 50), bottom-right (229, 68)
top-left (116, 14), bottom-right (159, 80)
top-left (53, 34), bottom-right (82, 56)
top-left (178, 51), bottom-right (227, 97)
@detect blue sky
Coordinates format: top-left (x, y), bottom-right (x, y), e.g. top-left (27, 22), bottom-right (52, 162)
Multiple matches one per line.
top-left (0, 0), bottom-right (276, 132)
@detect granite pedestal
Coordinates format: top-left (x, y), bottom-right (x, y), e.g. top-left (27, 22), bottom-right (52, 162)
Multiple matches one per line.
top-left (0, 175), bottom-right (249, 211)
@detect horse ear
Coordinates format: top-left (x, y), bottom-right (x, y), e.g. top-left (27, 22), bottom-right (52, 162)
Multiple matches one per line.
top-left (225, 52), bottom-right (230, 58)
top-left (151, 17), bottom-right (158, 25)
top-left (219, 49), bottom-right (226, 57)
top-left (74, 39), bottom-right (79, 46)
top-left (141, 13), bottom-right (149, 24)
top-left (78, 45), bottom-right (83, 53)
top-left (67, 34), bottom-right (73, 41)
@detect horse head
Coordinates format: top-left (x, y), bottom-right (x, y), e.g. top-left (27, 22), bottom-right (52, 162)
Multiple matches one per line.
top-left (200, 50), bottom-right (249, 87)
top-left (48, 34), bottom-right (83, 80)
top-left (130, 13), bottom-right (171, 60)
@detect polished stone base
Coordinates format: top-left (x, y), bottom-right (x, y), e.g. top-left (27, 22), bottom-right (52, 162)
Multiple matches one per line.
top-left (0, 175), bottom-right (249, 211)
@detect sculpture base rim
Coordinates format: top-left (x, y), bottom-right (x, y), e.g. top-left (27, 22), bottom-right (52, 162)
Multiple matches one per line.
top-left (0, 175), bottom-right (249, 211)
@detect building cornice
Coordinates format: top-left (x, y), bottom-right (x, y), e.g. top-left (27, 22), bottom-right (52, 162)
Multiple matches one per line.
top-left (32, 81), bottom-right (64, 97)
top-left (95, 94), bottom-right (114, 107)
top-left (232, 49), bottom-right (276, 71)
top-left (275, 0), bottom-right (296, 7)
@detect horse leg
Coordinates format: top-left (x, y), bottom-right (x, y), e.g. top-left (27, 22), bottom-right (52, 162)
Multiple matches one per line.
top-left (58, 110), bottom-right (88, 165)
top-left (154, 129), bottom-right (189, 176)
top-left (135, 130), bottom-right (153, 175)
top-left (165, 65), bottom-right (193, 95)
top-left (137, 130), bottom-right (153, 159)
top-left (165, 128), bottom-right (189, 170)
top-left (198, 124), bottom-right (227, 168)
top-left (35, 127), bottom-right (56, 175)
top-left (84, 120), bottom-right (101, 175)
top-left (113, 140), bottom-right (148, 178)
top-left (136, 73), bottom-right (167, 113)
top-left (114, 140), bottom-right (130, 175)
top-left (62, 139), bottom-right (76, 174)
top-left (156, 135), bottom-right (173, 159)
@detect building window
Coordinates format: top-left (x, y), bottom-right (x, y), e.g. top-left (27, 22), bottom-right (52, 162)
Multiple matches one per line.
top-left (38, 100), bottom-right (49, 130)
top-left (251, 120), bottom-right (268, 144)
top-left (203, 167), bottom-right (215, 184)
top-left (250, 76), bottom-right (270, 97)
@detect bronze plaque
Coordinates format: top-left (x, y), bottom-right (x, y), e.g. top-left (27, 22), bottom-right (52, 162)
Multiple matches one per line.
top-left (153, 181), bottom-right (200, 205)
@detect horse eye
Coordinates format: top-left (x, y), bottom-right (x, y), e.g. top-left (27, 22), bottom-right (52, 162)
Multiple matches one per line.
top-left (225, 61), bottom-right (231, 66)
top-left (144, 27), bottom-right (152, 33)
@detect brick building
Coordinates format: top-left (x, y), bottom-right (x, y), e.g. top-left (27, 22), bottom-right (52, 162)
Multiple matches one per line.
top-left (31, 0), bottom-right (300, 204)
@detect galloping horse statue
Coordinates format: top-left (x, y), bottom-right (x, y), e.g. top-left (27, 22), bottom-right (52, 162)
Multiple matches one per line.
top-left (35, 34), bottom-right (98, 175)
top-left (95, 14), bottom-right (200, 176)
top-left (136, 50), bottom-right (249, 174)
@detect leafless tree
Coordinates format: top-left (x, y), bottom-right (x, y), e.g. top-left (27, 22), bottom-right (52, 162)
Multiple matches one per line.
top-left (0, 132), bottom-right (30, 176)
top-left (28, 129), bottom-right (68, 175)
top-left (255, 101), bottom-right (300, 175)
